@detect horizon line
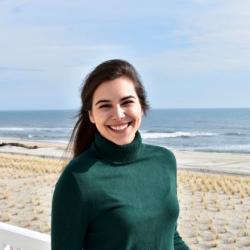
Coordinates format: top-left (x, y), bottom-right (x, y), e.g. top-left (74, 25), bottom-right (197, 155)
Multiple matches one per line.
top-left (0, 107), bottom-right (250, 112)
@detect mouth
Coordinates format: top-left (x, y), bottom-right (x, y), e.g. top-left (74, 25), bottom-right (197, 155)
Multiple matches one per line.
top-left (107, 121), bottom-right (133, 132)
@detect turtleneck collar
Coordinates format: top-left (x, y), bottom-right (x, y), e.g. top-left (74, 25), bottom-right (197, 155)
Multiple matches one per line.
top-left (91, 131), bottom-right (142, 165)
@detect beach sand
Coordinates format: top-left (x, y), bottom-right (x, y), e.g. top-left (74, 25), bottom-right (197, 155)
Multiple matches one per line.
top-left (0, 140), bottom-right (250, 250)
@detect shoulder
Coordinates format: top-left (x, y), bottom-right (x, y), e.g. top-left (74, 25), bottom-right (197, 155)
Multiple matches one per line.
top-left (142, 143), bottom-right (177, 177)
top-left (55, 148), bottom-right (97, 190)
top-left (61, 147), bottom-right (97, 175)
top-left (143, 143), bottom-right (177, 164)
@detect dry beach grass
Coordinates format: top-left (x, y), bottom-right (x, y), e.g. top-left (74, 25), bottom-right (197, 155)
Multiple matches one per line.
top-left (177, 171), bottom-right (250, 250)
top-left (0, 153), bottom-right (64, 233)
top-left (0, 148), bottom-right (250, 250)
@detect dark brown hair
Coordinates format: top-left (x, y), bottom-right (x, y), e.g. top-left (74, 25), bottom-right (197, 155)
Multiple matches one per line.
top-left (67, 59), bottom-right (150, 158)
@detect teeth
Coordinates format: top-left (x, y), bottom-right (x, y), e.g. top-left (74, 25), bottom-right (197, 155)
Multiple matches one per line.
top-left (109, 123), bottom-right (129, 131)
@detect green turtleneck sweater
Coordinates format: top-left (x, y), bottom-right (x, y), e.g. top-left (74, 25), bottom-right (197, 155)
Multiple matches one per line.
top-left (51, 131), bottom-right (189, 250)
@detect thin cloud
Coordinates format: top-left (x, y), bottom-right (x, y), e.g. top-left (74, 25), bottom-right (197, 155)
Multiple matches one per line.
top-left (0, 0), bottom-right (249, 109)
top-left (11, 1), bottom-right (31, 13)
top-left (0, 66), bottom-right (42, 72)
top-left (144, 0), bottom-right (250, 74)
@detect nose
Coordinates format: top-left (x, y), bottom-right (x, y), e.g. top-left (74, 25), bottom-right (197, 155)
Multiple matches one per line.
top-left (112, 105), bottom-right (125, 120)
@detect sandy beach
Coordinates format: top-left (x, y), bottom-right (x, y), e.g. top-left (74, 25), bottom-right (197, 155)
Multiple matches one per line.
top-left (0, 140), bottom-right (250, 249)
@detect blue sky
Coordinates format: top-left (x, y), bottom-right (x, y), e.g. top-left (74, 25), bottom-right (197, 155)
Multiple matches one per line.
top-left (1, 0), bottom-right (250, 110)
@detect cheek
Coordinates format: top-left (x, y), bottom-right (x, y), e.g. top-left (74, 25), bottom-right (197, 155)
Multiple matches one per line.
top-left (129, 106), bottom-right (143, 119)
top-left (92, 110), bottom-right (109, 124)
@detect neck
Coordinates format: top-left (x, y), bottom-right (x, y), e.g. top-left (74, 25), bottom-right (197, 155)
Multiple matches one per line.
top-left (91, 131), bottom-right (142, 164)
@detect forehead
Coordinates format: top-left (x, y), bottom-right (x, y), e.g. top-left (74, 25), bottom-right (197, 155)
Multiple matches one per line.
top-left (92, 77), bottom-right (137, 100)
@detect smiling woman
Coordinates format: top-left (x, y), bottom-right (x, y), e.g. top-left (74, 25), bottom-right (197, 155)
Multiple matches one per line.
top-left (66, 59), bottom-right (149, 157)
top-left (51, 59), bottom-right (190, 250)
top-left (88, 76), bottom-right (144, 145)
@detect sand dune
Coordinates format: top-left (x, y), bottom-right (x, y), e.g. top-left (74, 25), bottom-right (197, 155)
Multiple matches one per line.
top-left (0, 142), bottom-right (250, 249)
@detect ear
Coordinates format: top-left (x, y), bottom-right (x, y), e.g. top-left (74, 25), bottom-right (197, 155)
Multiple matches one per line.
top-left (88, 110), bottom-right (95, 123)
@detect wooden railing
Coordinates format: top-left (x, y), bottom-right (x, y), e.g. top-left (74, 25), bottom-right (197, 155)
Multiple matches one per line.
top-left (0, 222), bottom-right (50, 250)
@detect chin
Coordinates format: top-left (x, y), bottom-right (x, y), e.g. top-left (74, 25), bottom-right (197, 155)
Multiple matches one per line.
top-left (112, 135), bottom-right (135, 145)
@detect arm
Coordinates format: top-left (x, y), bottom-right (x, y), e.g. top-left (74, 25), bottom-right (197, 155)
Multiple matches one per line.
top-left (174, 225), bottom-right (190, 250)
top-left (51, 168), bottom-right (89, 250)
top-left (167, 150), bottom-right (190, 250)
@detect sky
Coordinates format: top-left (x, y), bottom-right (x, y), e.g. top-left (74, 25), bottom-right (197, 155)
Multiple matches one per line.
top-left (1, 0), bottom-right (250, 110)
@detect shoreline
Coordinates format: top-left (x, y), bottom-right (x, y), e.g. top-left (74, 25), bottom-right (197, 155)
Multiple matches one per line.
top-left (173, 150), bottom-right (250, 176)
top-left (1, 137), bottom-right (250, 176)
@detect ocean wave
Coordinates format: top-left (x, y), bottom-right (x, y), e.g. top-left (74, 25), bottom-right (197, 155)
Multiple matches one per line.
top-left (0, 127), bottom-right (72, 132)
top-left (141, 131), bottom-right (216, 139)
top-left (223, 132), bottom-right (247, 136)
top-left (0, 127), bottom-right (25, 131)
top-left (185, 144), bottom-right (250, 154)
top-left (142, 129), bottom-right (175, 133)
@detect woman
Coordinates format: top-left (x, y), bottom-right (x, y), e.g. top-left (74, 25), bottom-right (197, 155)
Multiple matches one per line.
top-left (51, 59), bottom-right (189, 250)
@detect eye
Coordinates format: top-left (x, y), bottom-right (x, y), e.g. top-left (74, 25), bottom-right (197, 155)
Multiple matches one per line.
top-left (99, 104), bottom-right (111, 109)
top-left (122, 100), bottom-right (134, 106)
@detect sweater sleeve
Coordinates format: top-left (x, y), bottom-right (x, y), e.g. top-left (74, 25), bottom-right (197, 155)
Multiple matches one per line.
top-left (174, 225), bottom-right (190, 250)
top-left (51, 168), bottom-right (89, 250)
top-left (168, 150), bottom-right (190, 250)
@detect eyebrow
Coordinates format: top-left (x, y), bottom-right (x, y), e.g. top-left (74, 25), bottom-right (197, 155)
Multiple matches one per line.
top-left (95, 95), bottom-right (136, 106)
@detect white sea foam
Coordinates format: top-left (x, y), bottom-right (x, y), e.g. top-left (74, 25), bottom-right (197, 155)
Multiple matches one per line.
top-left (185, 144), bottom-right (250, 154)
top-left (0, 127), bottom-right (72, 131)
top-left (210, 144), bottom-right (250, 152)
top-left (0, 127), bottom-right (25, 131)
top-left (141, 131), bottom-right (216, 139)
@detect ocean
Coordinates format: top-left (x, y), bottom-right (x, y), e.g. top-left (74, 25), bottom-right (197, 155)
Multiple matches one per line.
top-left (0, 109), bottom-right (249, 154)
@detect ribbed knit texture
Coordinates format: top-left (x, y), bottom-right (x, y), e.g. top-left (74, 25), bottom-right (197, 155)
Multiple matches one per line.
top-left (51, 131), bottom-right (189, 250)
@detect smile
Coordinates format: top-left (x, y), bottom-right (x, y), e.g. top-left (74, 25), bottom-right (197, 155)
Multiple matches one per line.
top-left (107, 122), bottom-right (132, 132)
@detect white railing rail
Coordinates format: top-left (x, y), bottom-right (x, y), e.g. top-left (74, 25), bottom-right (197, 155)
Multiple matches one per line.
top-left (0, 222), bottom-right (50, 250)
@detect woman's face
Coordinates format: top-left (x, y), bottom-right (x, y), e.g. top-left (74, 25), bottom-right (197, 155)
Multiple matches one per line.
top-left (88, 76), bottom-right (144, 145)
